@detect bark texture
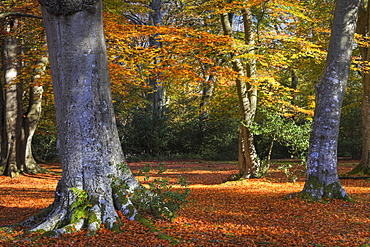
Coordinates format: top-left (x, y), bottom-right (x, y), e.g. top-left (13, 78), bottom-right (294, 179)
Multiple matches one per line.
top-left (350, 0), bottom-right (370, 175)
top-left (301, 0), bottom-right (361, 200)
top-left (24, 54), bottom-right (48, 171)
top-left (0, 31), bottom-right (23, 177)
top-left (220, 10), bottom-right (260, 179)
top-left (23, 0), bottom-right (154, 235)
top-left (38, 0), bottom-right (99, 15)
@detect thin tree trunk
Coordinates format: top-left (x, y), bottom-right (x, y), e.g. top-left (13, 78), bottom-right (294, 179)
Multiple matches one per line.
top-left (0, 28), bottom-right (23, 177)
top-left (350, 0), bottom-right (370, 175)
top-left (23, 53), bottom-right (48, 173)
top-left (0, 51), bottom-right (5, 162)
top-left (221, 9), bottom-right (260, 179)
top-left (356, 73), bottom-right (370, 173)
top-left (148, 0), bottom-right (163, 118)
top-left (301, 0), bottom-right (360, 200)
top-left (199, 74), bottom-right (214, 131)
top-left (267, 135), bottom-right (276, 166)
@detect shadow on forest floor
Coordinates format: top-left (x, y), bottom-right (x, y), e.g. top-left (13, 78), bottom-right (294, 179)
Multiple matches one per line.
top-left (1, 159), bottom-right (369, 246)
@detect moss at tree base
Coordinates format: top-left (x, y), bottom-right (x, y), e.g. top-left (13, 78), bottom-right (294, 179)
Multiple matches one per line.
top-left (300, 176), bottom-right (352, 201)
top-left (348, 163), bottom-right (370, 176)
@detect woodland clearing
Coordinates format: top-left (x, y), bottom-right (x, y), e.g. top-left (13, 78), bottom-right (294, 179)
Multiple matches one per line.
top-left (0, 160), bottom-right (369, 246)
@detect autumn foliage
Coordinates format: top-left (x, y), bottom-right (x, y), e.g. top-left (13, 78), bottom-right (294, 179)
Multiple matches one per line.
top-left (1, 161), bottom-right (369, 246)
top-left (0, 0), bottom-right (368, 244)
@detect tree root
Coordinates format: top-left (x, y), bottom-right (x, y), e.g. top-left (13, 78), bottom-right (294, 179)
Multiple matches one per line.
top-left (300, 176), bottom-right (352, 201)
top-left (4, 182), bottom-right (179, 245)
top-left (348, 163), bottom-right (370, 176)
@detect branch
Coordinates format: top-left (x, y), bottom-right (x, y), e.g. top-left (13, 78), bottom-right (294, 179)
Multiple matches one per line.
top-left (125, 12), bottom-right (147, 25)
top-left (339, 176), bottom-right (370, 180)
top-left (0, 12), bottom-right (42, 20)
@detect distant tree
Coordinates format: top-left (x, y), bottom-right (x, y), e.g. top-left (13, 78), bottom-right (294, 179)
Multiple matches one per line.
top-left (350, 0), bottom-right (370, 174)
top-left (220, 8), bottom-right (260, 179)
top-left (0, 5), bottom-right (45, 177)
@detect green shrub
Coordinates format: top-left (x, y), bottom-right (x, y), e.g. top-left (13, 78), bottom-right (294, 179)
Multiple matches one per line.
top-left (135, 163), bottom-right (191, 220)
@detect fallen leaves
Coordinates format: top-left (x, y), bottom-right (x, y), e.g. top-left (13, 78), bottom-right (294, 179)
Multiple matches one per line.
top-left (1, 160), bottom-right (370, 246)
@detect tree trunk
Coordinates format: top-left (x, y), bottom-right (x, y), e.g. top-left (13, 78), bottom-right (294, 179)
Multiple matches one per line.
top-left (0, 27), bottom-right (24, 177)
top-left (148, 0), bottom-right (163, 118)
top-left (23, 0), bottom-right (157, 235)
top-left (354, 73), bottom-right (370, 174)
top-left (301, 0), bottom-right (360, 200)
top-left (199, 74), bottom-right (214, 132)
top-left (350, 0), bottom-right (370, 175)
top-left (0, 19), bottom-right (46, 176)
top-left (0, 67), bottom-right (4, 161)
top-left (266, 135), bottom-right (276, 166)
top-left (220, 9), bottom-right (260, 179)
top-left (23, 53), bottom-right (48, 173)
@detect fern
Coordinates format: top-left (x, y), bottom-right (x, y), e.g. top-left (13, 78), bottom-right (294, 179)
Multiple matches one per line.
top-left (70, 188), bottom-right (92, 223)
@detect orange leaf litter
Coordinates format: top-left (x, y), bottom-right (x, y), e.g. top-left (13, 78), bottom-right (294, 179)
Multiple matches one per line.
top-left (1, 161), bottom-right (369, 246)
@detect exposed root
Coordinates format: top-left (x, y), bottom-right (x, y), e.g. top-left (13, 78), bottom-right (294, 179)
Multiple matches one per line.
top-left (12, 184), bottom-right (173, 242)
top-left (86, 204), bottom-right (102, 235)
top-left (41, 218), bottom-right (85, 237)
top-left (4, 162), bottom-right (182, 246)
top-left (300, 177), bottom-right (353, 202)
top-left (348, 162), bottom-right (370, 176)
top-left (28, 204), bottom-right (68, 232)
top-left (113, 186), bottom-right (139, 221)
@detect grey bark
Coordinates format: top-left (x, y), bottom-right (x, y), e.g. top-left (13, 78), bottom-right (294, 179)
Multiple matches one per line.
top-left (301, 0), bottom-right (361, 200)
top-left (220, 9), bottom-right (260, 179)
top-left (23, 52), bottom-right (48, 172)
top-left (0, 24), bottom-right (24, 177)
top-left (24, 0), bottom-right (153, 235)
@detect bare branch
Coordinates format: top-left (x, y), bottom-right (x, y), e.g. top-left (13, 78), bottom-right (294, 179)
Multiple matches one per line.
top-left (0, 12), bottom-right (42, 20)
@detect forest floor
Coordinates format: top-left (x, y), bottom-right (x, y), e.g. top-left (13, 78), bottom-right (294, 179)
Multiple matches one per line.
top-left (0, 160), bottom-right (370, 246)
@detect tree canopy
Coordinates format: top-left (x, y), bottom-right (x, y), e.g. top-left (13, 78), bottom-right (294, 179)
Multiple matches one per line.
top-left (0, 0), bottom-right (368, 244)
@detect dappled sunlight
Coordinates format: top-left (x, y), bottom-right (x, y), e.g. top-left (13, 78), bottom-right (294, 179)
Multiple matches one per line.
top-left (1, 161), bottom-right (370, 246)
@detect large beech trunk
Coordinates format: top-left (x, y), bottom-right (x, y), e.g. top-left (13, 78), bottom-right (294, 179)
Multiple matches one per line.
top-left (301, 0), bottom-right (360, 200)
top-left (220, 10), bottom-right (260, 178)
top-left (23, 0), bottom-right (154, 235)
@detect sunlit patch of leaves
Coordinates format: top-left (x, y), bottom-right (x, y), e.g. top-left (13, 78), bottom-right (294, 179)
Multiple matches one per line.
top-left (1, 161), bottom-right (370, 246)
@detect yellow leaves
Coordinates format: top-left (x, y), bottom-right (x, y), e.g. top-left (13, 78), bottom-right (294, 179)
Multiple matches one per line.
top-left (355, 33), bottom-right (370, 48)
top-left (255, 74), bottom-right (314, 120)
top-left (352, 55), bottom-right (370, 73)
top-left (104, 13), bottom-right (241, 111)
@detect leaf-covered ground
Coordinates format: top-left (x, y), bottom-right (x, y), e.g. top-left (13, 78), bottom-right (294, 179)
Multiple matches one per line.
top-left (1, 161), bottom-right (370, 246)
